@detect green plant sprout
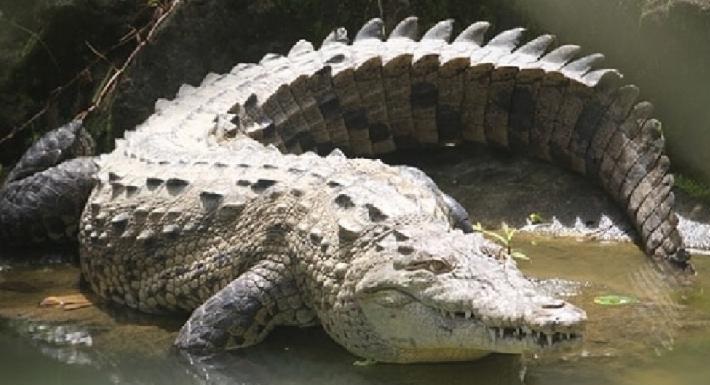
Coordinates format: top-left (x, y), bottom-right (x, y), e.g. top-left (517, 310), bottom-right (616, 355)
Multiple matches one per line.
top-left (472, 222), bottom-right (530, 261)
top-left (528, 212), bottom-right (545, 224)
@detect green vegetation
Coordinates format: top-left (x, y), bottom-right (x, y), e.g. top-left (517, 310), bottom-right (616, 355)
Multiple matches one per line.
top-left (473, 222), bottom-right (530, 261)
top-left (676, 174), bottom-right (710, 204)
top-left (528, 212), bottom-right (545, 225)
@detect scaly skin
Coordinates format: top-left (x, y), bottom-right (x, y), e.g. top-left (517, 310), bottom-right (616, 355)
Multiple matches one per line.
top-left (82, 138), bottom-right (585, 362)
top-left (117, 17), bottom-right (687, 268)
top-left (0, 121), bottom-right (96, 244)
top-left (0, 16), bottom-right (694, 362)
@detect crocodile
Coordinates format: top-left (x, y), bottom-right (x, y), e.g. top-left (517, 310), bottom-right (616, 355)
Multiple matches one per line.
top-left (0, 17), bottom-right (693, 362)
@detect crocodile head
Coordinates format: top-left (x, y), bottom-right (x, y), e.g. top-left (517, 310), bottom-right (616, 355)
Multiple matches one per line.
top-left (347, 221), bottom-right (586, 363)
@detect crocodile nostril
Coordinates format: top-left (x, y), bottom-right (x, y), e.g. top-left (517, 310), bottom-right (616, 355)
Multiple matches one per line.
top-left (541, 300), bottom-right (565, 309)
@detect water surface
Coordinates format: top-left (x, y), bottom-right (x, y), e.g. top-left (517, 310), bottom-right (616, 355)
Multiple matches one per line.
top-left (1, 238), bottom-right (708, 385)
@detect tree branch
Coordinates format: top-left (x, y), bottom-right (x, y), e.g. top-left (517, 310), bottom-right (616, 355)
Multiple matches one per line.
top-left (0, 0), bottom-right (181, 145)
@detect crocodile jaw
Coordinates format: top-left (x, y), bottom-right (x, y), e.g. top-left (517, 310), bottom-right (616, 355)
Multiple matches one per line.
top-left (350, 225), bottom-right (586, 363)
top-left (357, 290), bottom-right (585, 362)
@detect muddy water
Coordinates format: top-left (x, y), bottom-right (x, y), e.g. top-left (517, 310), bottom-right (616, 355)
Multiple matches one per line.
top-left (0, 240), bottom-right (708, 385)
top-left (1, 147), bottom-right (709, 384)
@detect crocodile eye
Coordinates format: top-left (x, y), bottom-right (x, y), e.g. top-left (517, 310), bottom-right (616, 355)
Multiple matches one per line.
top-left (428, 260), bottom-right (453, 274)
top-left (405, 260), bottom-right (453, 274)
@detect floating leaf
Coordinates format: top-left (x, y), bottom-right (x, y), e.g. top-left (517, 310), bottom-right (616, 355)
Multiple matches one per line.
top-left (593, 294), bottom-right (638, 306)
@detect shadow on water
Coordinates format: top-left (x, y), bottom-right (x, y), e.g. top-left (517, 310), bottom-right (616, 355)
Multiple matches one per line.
top-left (180, 328), bottom-right (525, 385)
top-left (0, 314), bottom-right (525, 385)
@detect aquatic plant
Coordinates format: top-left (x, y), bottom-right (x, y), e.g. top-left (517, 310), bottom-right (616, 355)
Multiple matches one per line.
top-left (593, 294), bottom-right (639, 306)
top-left (473, 222), bottom-right (530, 261)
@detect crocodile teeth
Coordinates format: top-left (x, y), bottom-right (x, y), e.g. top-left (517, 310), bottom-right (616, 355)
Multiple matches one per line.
top-left (465, 311), bottom-right (471, 319)
top-left (546, 333), bottom-right (553, 346)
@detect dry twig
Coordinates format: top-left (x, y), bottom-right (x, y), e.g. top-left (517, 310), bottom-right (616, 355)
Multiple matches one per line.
top-left (0, 0), bottom-right (181, 145)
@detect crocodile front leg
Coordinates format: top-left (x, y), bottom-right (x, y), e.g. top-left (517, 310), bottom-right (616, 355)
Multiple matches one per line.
top-left (174, 260), bottom-right (311, 352)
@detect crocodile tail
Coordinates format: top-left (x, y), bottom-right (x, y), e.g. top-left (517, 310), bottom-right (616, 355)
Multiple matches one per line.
top-left (0, 121), bottom-right (98, 246)
top-left (225, 18), bottom-right (689, 270)
top-left (112, 18), bottom-right (689, 270)
top-left (3, 120), bottom-right (94, 186)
